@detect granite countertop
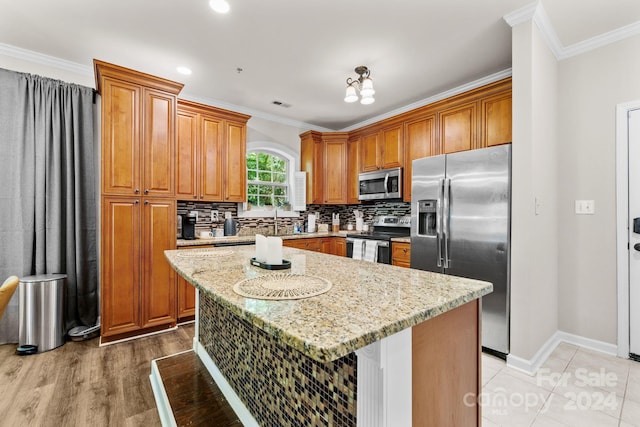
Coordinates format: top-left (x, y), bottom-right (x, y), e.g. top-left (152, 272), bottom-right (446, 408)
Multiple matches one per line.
top-left (165, 246), bottom-right (491, 362)
top-left (177, 231), bottom-right (356, 247)
top-left (390, 236), bottom-right (411, 243)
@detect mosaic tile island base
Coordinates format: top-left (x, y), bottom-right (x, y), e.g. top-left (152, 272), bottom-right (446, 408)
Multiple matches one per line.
top-left (164, 245), bottom-right (492, 426)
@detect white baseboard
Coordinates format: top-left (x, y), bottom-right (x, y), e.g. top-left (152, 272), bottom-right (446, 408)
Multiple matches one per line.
top-left (195, 342), bottom-right (260, 427)
top-left (506, 331), bottom-right (619, 376)
top-left (149, 360), bottom-right (178, 427)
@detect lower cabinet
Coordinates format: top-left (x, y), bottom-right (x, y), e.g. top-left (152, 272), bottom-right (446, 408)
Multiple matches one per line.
top-left (177, 246), bottom-right (212, 321)
top-left (283, 237), bottom-right (346, 256)
top-left (392, 242), bottom-right (411, 268)
top-left (101, 196), bottom-right (177, 341)
top-left (334, 238), bottom-right (347, 257)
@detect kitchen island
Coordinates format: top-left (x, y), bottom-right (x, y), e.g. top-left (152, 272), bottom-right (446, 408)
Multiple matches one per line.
top-left (157, 245), bottom-right (492, 426)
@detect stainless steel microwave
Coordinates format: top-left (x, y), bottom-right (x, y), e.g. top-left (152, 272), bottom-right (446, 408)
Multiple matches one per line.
top-left (358, 167), bottom-right (402, 200)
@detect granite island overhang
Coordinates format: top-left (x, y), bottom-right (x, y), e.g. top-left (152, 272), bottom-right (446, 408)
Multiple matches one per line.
top-left (158, 245), bottom-right (492, 426)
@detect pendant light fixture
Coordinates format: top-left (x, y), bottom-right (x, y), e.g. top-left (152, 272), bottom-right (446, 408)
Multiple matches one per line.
top-left (344, 66), bottom-right (375, 105)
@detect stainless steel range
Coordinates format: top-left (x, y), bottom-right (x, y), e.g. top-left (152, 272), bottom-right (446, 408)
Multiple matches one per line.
top-left (346, 215), bottom-right (411, 263)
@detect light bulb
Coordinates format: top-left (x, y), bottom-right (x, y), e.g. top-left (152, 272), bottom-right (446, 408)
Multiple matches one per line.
top-left (360, 95), bottom-right (375, 105)
top-left (360, 77), bottom-right (375, 97)
top-left (344, 85), bottom-right (358, 103)
top-left (209, 0), bottom-right (230, 14)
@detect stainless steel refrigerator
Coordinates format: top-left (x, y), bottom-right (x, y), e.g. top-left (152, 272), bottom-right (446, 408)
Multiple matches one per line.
top-left (410, 145), bottom-right (511, 356)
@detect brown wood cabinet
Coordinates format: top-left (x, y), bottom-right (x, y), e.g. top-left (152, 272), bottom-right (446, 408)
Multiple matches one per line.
top-left (284, 238), bottom-right (322, 252)
top-left (283, 237), bottom-right (346, 256)
top-left (334, 237), bottom-right (347, 257)
top-left (347, 136), bottom-right (361, 204)
top-left (481, 91), bottom-right (512, 148)
top-left (302, 79), bottom-right (511, 205)
top-left (439, 101), bottom-right (478, 154)
top-left (404, 114), bottom-right (436, 202)
top-left (176, 100), bottom-right (250, 202)
top-left (300, 131), bottom-right (348, 205)
top-left (177, 246), bottom-right (211, 320)
top-left (95, 60), bottom-right (184, 342)
top-left (101, 197), bottom-right (177, 337)
top-left (98, 64), bottom-right (181, 197)
top-left (359, 124), bottom-right (404, 172)
top-left (392, 242), bottom-right (411, 268)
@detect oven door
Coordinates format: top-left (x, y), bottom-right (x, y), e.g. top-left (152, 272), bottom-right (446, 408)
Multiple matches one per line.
top-left (346, 238), bottom-right (391, 264)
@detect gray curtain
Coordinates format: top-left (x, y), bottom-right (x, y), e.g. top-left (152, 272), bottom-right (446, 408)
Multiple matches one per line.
top-left (0, 68), bottom-right (97, 344)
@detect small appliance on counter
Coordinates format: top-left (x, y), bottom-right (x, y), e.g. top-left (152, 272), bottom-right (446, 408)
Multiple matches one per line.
top-left (181, 212), bottom-right (197, 240)
top-left (223, 212), bottom-right (240, 236)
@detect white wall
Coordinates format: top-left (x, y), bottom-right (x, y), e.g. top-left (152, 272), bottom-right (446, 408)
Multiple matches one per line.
top-left (557, 34), bottom-right (640, 344)
top-left (0, 54), bottom-right (94, 88)
top-left (510, 20), bottom-right (559, 360)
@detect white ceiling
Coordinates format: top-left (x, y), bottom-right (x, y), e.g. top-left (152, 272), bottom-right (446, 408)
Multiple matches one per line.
top-left (1, 0), bottom-right (639, 130)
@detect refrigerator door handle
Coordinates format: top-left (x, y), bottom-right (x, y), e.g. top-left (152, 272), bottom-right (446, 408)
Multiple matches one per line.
top-left (436, 178), bottom-right (444, 267)
top-left (443, 178), bottom-right (451, 268)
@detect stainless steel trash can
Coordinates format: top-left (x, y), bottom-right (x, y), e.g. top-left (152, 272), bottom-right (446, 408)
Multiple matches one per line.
top-left (19, 274), bottom-right (66, 352)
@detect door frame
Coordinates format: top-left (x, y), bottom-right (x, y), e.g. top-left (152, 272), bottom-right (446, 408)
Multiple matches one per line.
top-left (615, 100), bottom-right (640, 358)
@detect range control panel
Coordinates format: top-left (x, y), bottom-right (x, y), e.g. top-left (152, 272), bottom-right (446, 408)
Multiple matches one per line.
top-left (372, 215), bottom-right (412, 228)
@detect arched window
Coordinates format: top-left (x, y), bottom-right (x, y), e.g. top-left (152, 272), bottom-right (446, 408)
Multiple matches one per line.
top-left (246, 151), bottom-right (289, 209)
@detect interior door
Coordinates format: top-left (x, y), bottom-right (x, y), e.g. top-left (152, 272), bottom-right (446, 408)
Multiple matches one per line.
top-left (629, 108), bottom-right (640, 356)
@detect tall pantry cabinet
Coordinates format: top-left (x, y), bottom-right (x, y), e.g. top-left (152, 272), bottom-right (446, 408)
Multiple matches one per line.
top-left (95, 60), bottom-right (184, 342)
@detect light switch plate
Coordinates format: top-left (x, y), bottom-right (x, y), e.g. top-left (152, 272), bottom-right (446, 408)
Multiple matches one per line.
top-left (575, 200), bottom-right (595, 215)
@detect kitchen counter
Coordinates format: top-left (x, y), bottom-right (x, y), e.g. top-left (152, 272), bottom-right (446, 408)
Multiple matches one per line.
top-left (165, 245), bottom-right (490, 362)
top-left (176, 230), bottom-right (357, 247)
top-left (391, 236), bottom-right (411, 243)
top-left (160, 245), bottom-right (491, 426)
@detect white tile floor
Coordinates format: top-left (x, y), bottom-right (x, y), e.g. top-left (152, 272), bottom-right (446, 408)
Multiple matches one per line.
top-left (481, 344), bottom-right (640, 427)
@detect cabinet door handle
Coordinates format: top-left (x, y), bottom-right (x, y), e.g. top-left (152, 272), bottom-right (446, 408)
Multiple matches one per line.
top-left (135, 199), bottom-right (140, 204)
top-left (134, 188), bottom-right (140, 194)
top-left (200, 195), bottom-right (204, 199)
top-left (144, 189), bottom-right (149, 194)
top-left (144, 200), bottom-right (149, 205)
top-left (193, 195), bottom-right (197, 199)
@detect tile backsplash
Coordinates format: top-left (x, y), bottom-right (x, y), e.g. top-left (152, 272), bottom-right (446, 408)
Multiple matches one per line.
top-left (177, 200), bottom-right (411, 236)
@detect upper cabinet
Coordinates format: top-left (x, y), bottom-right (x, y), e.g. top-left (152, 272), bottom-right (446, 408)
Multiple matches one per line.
top-left (95, 60), bottom-right (183, 197)
top-left (404, 114), bottom-right (436, 202)
top-left (359, 124), bottom-right (404, 172)
top-left (176, 100), bottom-right (250, 202)
top-left (481, 91), bottom-right (512, 148)
top-left (299, 77), bottom-right (511, 205)
top-left (438, 101), bottom-right (478, 154)
top-left (300, 131), bottom-right (348, 205)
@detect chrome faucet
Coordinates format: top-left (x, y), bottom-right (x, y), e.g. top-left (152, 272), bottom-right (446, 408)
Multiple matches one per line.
top-left (274, 209), bottom-right (278, 235)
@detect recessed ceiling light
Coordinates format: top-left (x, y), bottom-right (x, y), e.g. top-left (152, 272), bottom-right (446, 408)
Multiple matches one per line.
top-left (209, 0), bottom-right (230, 14)
top-left (177, 66), bottom-right (192, 75)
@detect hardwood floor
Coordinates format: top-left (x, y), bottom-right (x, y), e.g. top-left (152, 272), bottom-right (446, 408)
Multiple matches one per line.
top-left (155, 351), bottom-right (242, 426)
top-left (0, 324), bottom-right (194, 427)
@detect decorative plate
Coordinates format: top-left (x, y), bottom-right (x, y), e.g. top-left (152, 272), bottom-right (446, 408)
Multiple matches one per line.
top-left (176, 249), bottom-right (234, 258)
top-left (233, 273), bottom-right (332, 300)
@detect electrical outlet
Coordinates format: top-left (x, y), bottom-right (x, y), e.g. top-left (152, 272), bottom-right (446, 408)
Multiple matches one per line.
top-left (211, 210), bottom-right (219, 222)
top-left (575, 200), bottom-right (595, 215)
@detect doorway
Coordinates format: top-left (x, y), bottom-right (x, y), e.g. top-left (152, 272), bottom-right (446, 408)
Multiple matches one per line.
top-left (616, 102), bottom-right (640, 359)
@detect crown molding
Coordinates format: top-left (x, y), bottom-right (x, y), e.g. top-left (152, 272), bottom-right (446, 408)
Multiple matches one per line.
top-left (531, 2), bottom-right (564, 60)
top-left (503, 2), bottom-right (538, 27)
top-left (0, 42), bottom-right (92, 76)
top-left (561, 20), bottom-right (640, 60)
top-left (504, 1), bottom-right (640, 61)
top-left (340, 68), bottom-right (513, 132)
